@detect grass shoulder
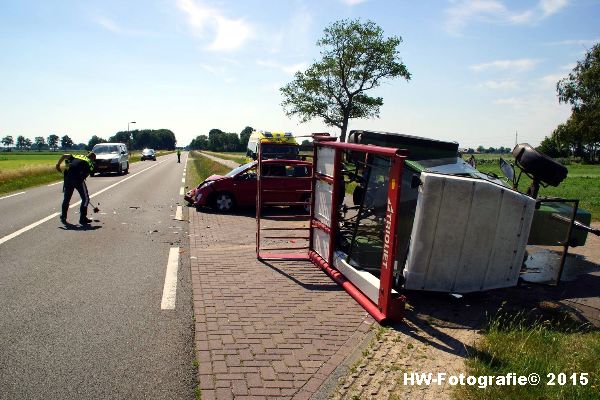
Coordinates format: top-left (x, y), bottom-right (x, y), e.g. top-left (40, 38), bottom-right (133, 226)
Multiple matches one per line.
top-left (185, 151), bottom-right (231, 190)
top-left (455, 307), bottom-right (600, 400)
top-left (202, 151), bottom-right (250, 165)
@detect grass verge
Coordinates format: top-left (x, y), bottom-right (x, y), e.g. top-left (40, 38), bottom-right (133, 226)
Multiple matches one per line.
top-left (455, 307), bottom-right (600, 400)
top-left (202, 151), bottom-right (249, 165)
top-left (185, 151), bottom-right (231, 190)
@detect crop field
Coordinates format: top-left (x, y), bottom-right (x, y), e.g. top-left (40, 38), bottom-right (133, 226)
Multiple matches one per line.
top-left (474, 157), bottom-right (600, 221)
top-left (0, 151), bottom-right (85, 195)
top-left (0, 150), bottom-right (172, 195)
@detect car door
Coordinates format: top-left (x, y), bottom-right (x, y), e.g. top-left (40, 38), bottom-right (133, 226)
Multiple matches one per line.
top-left (231, 166), bottom-right (257, 206)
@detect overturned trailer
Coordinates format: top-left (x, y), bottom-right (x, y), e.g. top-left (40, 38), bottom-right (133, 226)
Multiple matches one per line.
top-left (256, 131), bottom-right (598, 323)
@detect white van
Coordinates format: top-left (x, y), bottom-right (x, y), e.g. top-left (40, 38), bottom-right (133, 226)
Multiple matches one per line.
top-left (91, 142), bottom-right (129, 175)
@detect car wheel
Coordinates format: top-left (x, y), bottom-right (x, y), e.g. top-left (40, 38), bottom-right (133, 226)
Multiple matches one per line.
top-left (117, 163), bottom-right (123, 175)
top-left (124, 162), bottom-right (129, 174)
top-left (213, 192), bottom-right (235, 212)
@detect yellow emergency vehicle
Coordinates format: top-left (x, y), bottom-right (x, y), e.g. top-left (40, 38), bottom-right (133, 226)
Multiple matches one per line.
top-left (246, 130), bottom-right (300, 160)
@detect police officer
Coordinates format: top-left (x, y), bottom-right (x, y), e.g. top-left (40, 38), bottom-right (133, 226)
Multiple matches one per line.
top-left (55, 152), bottom-right (96, 225)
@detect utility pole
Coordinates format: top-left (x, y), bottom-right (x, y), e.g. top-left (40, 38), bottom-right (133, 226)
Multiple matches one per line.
top-left (515, 131), bottom-right (518, 147)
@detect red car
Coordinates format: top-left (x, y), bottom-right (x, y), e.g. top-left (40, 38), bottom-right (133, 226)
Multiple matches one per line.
top-left (185, 159), bottom-right (312, 212)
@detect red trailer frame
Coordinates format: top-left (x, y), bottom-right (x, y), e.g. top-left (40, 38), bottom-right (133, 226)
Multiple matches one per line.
top-left (255, 144), bottom-right (312, 261)
top-left (255, 137), bottom-right (408, 323)
top-left (307, 140), bottom-right (408, 323)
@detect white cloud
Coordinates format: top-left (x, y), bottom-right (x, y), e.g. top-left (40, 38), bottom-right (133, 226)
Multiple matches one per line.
top-left (493, 97), bottom-right (527, 106)
top-left (257, 60), bottom-right (307, 75)
top-left (540, 73), bottom-right (564, 85)
top-left (546, 38), bottom-right (600, 46)
top-left (539, 0), bottom-right (568, 17)
top-left (175, 0), bottom-right (253, 51)
top-left (93, 16), bottom-right (150, 36)
top-left (478, 79), bottom-right (519, 90)
top-left (209, 16), bottom-right (253, 51)
top-left (470, 58), bottom-right (539, 72)
top-left (341, 0), bottom-right (368, 5)
top-left (445, 0), bottom-right (507, 34)
top-left (263, 5), bottom-right (312, 55)
top-left (445, 0), bottom-right (570, 35)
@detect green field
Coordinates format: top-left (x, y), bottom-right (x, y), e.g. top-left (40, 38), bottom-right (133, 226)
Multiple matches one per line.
top-left (472, 156), bottom-right (600, 221)
top-left (0, 150), bottom-right (173, 195)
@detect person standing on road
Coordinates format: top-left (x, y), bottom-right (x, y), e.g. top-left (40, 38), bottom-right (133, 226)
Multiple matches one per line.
top-left (177, 149), bottom-right (181, 163)
top-left (55, 152), bottom-right (96, 225)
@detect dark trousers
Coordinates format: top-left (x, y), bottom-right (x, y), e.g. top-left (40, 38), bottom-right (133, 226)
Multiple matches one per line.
top-left (62, 180), bottom-right (89, 221)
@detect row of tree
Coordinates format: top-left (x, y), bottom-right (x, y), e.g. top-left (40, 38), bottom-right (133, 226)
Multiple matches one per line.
top-left (189, 127), bottom-right (254, 152)
top-left (464, 146), bottom-right (512, 154)
top-left (1, 134), bottom-right (84, 151)
top-left (88, 129), bottom-right (177, 151)
top-left (1, 129), bottom-right (178, 152)
top-left (537, 43), bottom-right (599, 162)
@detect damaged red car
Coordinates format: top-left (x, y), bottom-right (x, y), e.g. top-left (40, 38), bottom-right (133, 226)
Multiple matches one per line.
top-left (184, 159), bottom-right (312, 212)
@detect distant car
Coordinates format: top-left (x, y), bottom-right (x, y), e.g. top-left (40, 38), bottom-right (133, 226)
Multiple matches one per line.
top-left (91, 142), bottom-right (129, 175)
top-left (185, 159), bottom-right (312, 212)
top-left (141, 148), bottom-right (156, 161)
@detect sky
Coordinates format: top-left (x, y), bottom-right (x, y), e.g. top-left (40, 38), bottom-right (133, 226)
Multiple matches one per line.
top-left (1, 0), bottom-right (599, 149)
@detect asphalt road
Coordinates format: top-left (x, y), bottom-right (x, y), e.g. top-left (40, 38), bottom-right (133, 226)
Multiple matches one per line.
top-left (0, 153), bottom-right (195, 399)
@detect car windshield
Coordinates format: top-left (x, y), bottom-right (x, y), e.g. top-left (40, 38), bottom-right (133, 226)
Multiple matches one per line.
top-left (143, 149), bottom-right (154, 154)
top-left (225, 161), bottom-right (256, 177)
top-left (93, 145), bottom-right (119, 154)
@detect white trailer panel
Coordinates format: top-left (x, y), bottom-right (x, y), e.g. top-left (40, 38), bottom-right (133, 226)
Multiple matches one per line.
top-left (404, 172), bottom-right (535, 292)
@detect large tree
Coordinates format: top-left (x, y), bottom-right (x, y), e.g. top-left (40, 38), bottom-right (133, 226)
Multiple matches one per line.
top-left (34, 136), bottom-right (46, 151)
top-left (16, 135), bottom-right (27, 150)
top-left (61, 135), bottom-right (73, 149)
top-left (280, 19), bottom-right (411, 142)
top-left (555, 42), bottom-right (600, 161)
top-left (239, 126), bottom-right (253, 151)
top-left (2, 135), bottom-right (14, 150)
top-left (189, 135), bottom-right (209, 150)
top-left (88, 135), bottom-right (106, 150)
top-left (47, 134), bottom-right (59, 151)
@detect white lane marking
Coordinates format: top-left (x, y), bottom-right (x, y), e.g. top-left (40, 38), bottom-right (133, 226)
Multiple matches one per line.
top-left (47, 182), bottom-right (62, 187)
top-left (161, 247), bottom-right (179, 310)
top-left (181, 178), bottom-right (185, 183)
top-left (0, 213), bottom-right (60, 245)
top-left (179, 187), bottom-right (184, 195)
top-left (175, 205), bottom-right (183, 220)
top-left (0, 192), bottom-right (26, 201)
top-left (0, 160), bottom-right (166, 246)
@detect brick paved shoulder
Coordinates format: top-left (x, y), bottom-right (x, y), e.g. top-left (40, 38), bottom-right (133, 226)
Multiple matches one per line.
top-left (189, 209), bottom-right (373, 399)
